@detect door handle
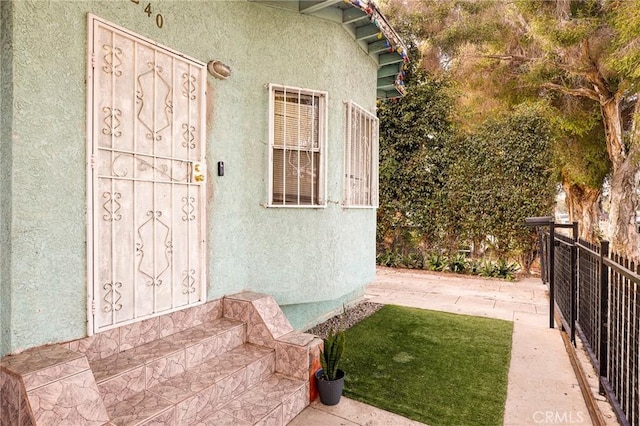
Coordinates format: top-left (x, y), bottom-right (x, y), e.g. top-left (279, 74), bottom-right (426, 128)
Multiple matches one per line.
top-left (192, 162), bottom-right (206, 183)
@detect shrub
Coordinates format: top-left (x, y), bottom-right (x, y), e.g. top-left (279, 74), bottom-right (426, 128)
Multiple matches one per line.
top-left (468, 259), bottom-right (482, 275)
top-left (376, 249), bottom-right (401, 267)
top-left (478, 260), bottom-right (498, 278)
top-left (399, 251), bottom-right (425, 269)
top-left (448, 253), bottom-right (468, 273)
top-left (426, 253), bottom-right (448, 271)
top-left (494, 259), bottom-right (520, 280)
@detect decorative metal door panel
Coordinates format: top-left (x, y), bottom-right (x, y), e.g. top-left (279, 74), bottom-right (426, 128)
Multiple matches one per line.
top-left (87, 15), bottom-right (207, 334)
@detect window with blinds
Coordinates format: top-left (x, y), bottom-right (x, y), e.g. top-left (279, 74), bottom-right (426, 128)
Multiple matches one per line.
top-left (343, 101), bottom-right (379, 208)
top-left (268, 84), bottom-right (327, 207)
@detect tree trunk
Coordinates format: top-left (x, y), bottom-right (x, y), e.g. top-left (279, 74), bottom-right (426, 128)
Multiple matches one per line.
top-left (544, 47), bottom-right (640, 258)
top-left (607, 160), bottom-right (640, 259)
top-left (562, 179), bottom-right (602, 243)
top-left (601, 98), bottom-right (640, 261)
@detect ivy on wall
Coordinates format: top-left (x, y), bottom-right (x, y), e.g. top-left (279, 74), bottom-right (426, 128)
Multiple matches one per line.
top-left (377, 70), bottom-right (555, 273)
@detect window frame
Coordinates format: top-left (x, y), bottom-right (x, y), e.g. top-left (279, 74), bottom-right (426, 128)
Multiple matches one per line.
top-left (267, 84), bottom-right (328, 208)
top-left (343, 100), bottom-right (379, 208)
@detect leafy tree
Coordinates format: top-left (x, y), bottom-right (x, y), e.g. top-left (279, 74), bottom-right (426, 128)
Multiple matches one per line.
top-left (382, 0), bottom-right (631, 252)
top-left (551, 100), bottom-right (610, 241)
top-left (518, 0), bottom-right (640, 255)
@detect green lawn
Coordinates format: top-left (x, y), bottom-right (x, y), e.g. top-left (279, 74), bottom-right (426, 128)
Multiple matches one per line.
top-left (341, 305), bottom-right (513, 426)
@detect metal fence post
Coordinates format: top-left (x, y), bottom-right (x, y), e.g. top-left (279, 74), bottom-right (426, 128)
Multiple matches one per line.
top-left (570, 222), bottom-right (578, 344)
top-left (525, 216), bottom-right (555, 329)
top-left (549, 221), bottom-right (556, 329)
top-left (538, 228), bottom-right (548, 285)
top-left (599, 240), bottom-right (609, 395)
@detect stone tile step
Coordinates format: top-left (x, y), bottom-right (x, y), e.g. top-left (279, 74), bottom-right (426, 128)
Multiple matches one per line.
top-left (92, 317), bottom-right (245, 387)
top-left (214, 373), bottom-right (309, 425)
top-left (0, 345), bottom-right (90, 392)
top-left (107, 390), bottom-right (175, 426)
top-left (105, 344), bottom-right (276, 425)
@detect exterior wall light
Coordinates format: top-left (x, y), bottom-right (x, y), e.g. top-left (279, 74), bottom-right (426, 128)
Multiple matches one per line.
top-left (207, 60), bottom-right (231, 80)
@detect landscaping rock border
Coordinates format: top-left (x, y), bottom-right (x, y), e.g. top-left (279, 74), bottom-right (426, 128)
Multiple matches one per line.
top-left (306, 301), bottom-right (385, 338)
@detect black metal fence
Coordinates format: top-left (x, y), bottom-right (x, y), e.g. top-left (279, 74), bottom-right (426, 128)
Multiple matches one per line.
top-left (555, 230), bottom-right (577, 342)
top-left (540, 222), bottom-right (639, 426)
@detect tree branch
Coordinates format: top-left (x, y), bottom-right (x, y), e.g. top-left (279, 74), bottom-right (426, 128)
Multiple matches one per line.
top-left (580, 39), bottom-right (614, 100)
top-left (473, 54), bottom-right (537, 62)
top-left (629, 97), bottom-right (640, 154)
top-left (541, 83), bottom-right (600, 101)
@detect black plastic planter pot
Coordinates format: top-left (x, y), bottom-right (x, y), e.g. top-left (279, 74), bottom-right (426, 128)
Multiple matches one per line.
top-left (315, 368), bottom-right (345, 406)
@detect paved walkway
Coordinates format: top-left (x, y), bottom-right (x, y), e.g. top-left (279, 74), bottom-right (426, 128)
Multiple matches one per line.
top-left (291, 267), bottom-right (593, 425)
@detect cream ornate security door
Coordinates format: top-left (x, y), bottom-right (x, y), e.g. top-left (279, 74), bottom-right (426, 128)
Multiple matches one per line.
top-left (87, 15), bottom-right (207, 334)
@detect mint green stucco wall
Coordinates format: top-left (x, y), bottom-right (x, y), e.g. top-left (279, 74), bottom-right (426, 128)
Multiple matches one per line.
top-left (1, 0), bottom-right (378, 356)
top-left (1, 0), bottom-right (14, 357)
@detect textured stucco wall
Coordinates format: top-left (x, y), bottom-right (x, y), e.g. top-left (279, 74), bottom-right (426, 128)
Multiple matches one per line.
top-left (2, 0), bottom-right (378, 355)
top-left (282, 286), bottom-right (367, 332)
top-left (1, 0), bottom-right (14, 357)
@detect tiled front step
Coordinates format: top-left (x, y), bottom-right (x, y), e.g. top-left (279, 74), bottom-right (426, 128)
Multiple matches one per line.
top-left (105, 344), bottom-right (278, 425)
top-left (92, 317), bottom-right (245, 392)
top-left (215, 374), bottom-right (309, 425)
top-left (0, 293), bottom-right (317, 425)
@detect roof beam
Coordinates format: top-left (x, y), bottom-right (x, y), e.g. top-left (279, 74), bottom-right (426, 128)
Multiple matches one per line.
top-left (343, 7), bottom-right (368, 24)
top-left (377, 76), bottom-right (396, 89)
top-left (379, 52), bottom-right (403, 66)
top-left (368, 40), bottom-right (390, 54)
top-left (300, 0), bottom-right (343, 14)
top-left (355, 24), bottom-right (380, 41)
top-left (377, 64), bottom-right (400, 78)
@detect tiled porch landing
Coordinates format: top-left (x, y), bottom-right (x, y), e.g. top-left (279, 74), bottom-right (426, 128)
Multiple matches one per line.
top-left (0, 292), bottom-right (323, 425)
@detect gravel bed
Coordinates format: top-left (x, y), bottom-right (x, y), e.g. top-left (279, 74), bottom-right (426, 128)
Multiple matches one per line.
top-left (305, 301), bottom-right (385, 338)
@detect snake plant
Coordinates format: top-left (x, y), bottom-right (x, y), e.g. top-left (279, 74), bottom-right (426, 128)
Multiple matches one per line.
top-left (319, 327), bottom-right (345, 381)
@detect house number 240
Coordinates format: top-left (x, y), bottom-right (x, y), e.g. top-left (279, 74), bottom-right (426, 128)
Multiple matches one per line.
top-left (130, 0), bottom-right (164, 28)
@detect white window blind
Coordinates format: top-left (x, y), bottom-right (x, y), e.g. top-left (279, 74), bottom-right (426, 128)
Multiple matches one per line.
top-left (344, 101), bottom-right (379, 207)
top-left (268, 84), bottom-right (327, 207)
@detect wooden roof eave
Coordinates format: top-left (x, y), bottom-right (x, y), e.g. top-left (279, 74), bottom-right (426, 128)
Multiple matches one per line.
top-left (250, 0), bottom-right (409, 99)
